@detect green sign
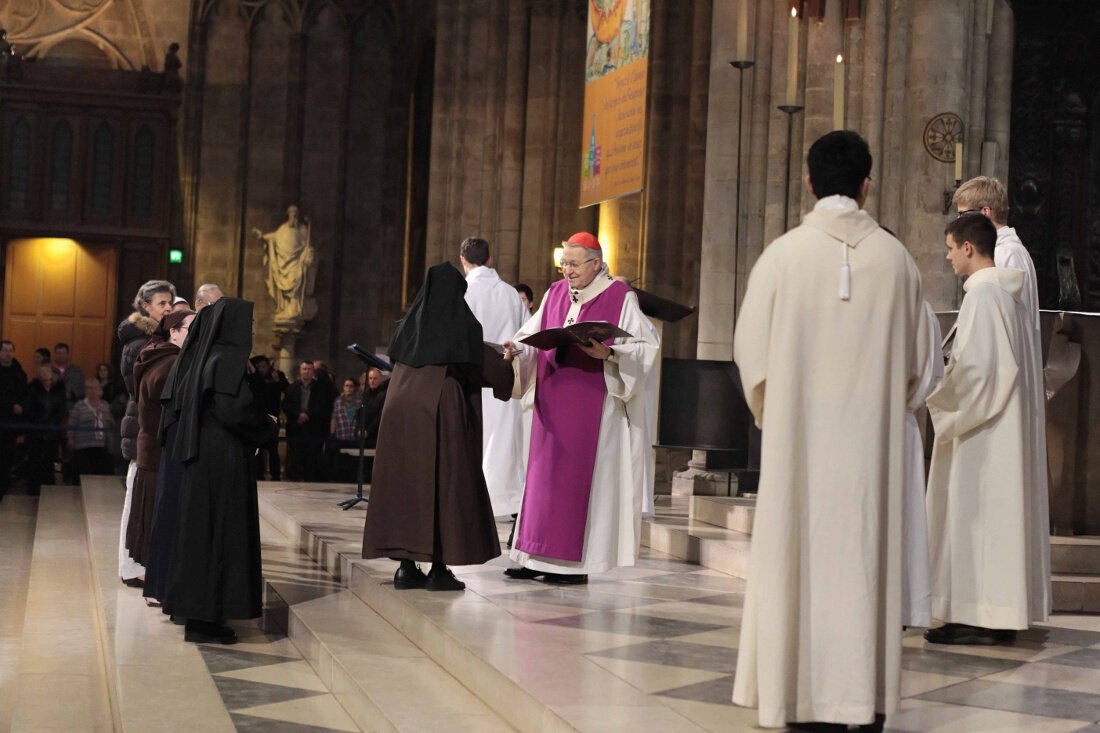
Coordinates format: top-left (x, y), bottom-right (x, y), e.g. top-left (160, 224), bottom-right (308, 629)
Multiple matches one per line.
top-left (168, 248), bottom-right (183, 264)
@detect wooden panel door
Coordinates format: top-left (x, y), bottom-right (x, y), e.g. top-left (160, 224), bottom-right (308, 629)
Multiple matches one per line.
top-left (2, 238), bottom-right (117, 376)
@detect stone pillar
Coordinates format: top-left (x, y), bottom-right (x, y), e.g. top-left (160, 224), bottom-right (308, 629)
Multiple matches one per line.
top-left (899, 0), bottom-right (969, 311)
top-left (696, 0), bottom-right (739, 364)
top-left (985, 0), bottom-right (1013, 180)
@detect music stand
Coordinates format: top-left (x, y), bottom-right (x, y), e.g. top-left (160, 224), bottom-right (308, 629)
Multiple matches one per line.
top-left (336, 344), bottom-right (391, 510)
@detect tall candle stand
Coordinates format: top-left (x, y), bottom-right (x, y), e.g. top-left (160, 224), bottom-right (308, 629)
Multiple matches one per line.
top-left (729, 59), bottom-right (754, 306)
top-left (777, 103), bottom-right (805, 230)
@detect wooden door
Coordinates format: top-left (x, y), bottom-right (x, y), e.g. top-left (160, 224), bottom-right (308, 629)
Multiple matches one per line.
top-left (2, 238), bottom-right (118, 377)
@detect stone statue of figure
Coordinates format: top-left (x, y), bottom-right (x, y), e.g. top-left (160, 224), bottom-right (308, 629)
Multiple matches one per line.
top-left (253, 205), bottom-right (318, 333)
top-left (163, 42), bottom-right (182, 93)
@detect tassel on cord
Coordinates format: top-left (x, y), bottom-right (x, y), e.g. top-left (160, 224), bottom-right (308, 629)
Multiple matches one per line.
top-left (838, 242), bottom-right (851, 301)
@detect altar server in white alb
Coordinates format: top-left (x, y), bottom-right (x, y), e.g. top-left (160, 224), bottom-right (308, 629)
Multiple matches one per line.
top-left (731, 131), bottom-right (928, 732)
top-left (459, 236), bottom-right (530, 518)
top-left (923, 213), bottom-right (1050, 645)
top-left (951, 175), bottom-right (1050, 602)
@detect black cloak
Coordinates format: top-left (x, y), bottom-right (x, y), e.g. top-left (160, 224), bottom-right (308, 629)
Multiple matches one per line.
top-left (159, 298), bottom-right (277, 622)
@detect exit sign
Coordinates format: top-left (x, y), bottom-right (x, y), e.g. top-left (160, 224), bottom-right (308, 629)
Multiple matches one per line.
top-left (168, 248), bottom-right (183, 264)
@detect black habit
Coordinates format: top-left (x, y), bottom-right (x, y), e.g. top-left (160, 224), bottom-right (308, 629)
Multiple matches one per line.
top-left (362, 263), bottom-right (513, 566)
top-left (160, 298), bottom-right (277, 622)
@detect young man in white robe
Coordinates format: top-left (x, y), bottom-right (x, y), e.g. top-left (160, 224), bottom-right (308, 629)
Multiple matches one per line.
top-left (951, 177), bottom-right (1050, 618)
top-left (731, 131), bottom-right (928, 732)
top-left (460, 237), bottom-right (530, 518)
top-left (923, 213), bottom-right (1051, 645)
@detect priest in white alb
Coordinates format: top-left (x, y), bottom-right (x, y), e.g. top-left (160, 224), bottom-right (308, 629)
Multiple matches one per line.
top-left (459, 236), bottom-right (530, 517)
top-left (923, 213), bottom-right (1050, 645)
top-left (501, 232), bottom-right (659, 585)
top-left (731, 131), bottom-right (928, 732)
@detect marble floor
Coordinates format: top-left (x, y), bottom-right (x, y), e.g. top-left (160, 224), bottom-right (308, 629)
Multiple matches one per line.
top-left (3, 479), bottom-right (1100, 732)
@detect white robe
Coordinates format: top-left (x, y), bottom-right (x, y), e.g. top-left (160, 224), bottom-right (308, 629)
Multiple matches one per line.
top-left (902, 302), bottom-right (943, 628)
top-left (731, 200), bottom-right (927, 728)
top-left (925, 266), bottom-right (1051, 629)
top-left (509, 271), bottom-right (660, 574)
top-left (996, 226), bottom-right (1051, 619)
top-left (464, 266), bottom-right (529, 516)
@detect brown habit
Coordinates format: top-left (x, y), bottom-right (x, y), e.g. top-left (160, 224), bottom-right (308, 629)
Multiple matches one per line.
top-left (127, 341), bottom-right (179, 564)
top-left (362, 344), bottom-right (513, 566)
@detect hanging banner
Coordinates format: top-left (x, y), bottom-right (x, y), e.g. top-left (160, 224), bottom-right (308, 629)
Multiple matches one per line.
top-left (579, 0), bottom-right (650, 208)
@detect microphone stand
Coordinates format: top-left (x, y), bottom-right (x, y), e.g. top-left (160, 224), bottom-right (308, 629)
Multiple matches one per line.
top-left (338, 343), bottom-right (390, 510)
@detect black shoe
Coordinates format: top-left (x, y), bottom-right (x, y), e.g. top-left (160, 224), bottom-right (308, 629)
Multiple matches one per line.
top-left (924, 623), bottom-right (1009, 646)
top-left (787, 722), bottom-right (847, 732)
top-left (541, 573), bottom-right (587, 585)
top-left (170, 615), bottom-right (186, 625)
top-left (425, 565), bottom-right (466, 592)
top-left (121, 577), bottom-right (144, 588)
top-left (184, 620), bottom-right (236, 644)
top-left (503, 566), bottom-right (543, 580)
top-left (858, 713), bottom-right (887, 732)
top-left (393, 560), bottom-right (428, 590)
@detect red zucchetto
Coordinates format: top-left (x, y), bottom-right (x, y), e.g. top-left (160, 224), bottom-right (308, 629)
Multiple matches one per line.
top-left (564, 232), bottom-right (601, 250)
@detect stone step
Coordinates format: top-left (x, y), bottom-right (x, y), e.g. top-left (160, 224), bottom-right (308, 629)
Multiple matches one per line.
top-left (80, 476), bottom-right (237, 732)
top-left (688, 495), bottom-right (755, 535)
top-left (12, 486), bottom-right (116, 731)
top-left (1051, 573), bottom-right (1100, 613)
top-left (641, 499), bottom-right (752, 580)
top-left (0, 493), bottom-right (36, 731)
top-left (264, 571), bottom-right (510, 732)
top-left (1050, 535), bottom-right (1100, 576)
top-left (259, 484), bottom-right (716, 733)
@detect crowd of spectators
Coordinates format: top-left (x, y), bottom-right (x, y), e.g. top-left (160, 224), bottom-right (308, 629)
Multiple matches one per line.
top-left (0, 317), bottom-right (386, 504)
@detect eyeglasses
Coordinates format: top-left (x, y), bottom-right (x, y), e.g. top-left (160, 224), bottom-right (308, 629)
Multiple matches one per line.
top-left (560, 258), bottom-right (597, 270)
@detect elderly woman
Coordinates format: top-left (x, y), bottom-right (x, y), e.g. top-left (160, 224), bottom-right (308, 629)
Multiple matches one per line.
top-left (67, 379), bottom-right (115, 477)
top-left (160, 298), bottom-right (277, 644)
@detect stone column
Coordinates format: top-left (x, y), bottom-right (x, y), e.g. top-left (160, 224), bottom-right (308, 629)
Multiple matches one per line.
top-left (909, 0), bottom-right (969, 311)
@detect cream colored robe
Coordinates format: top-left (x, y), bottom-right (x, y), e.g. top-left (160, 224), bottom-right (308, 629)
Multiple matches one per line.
top-left (925, 266), bottom-right (1051, 629)
top-left (996, 225), bottom-right (1051, 620)
top-left (464, 266), bottom-right (530, 516)
top-left (731, 202), bottom-right (927, 728)
top-left (902, 302), bottom-right (943, 628)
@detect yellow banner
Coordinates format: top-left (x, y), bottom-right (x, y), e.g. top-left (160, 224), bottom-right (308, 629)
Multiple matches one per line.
top-left (580, 0), bottom-right (650, 208)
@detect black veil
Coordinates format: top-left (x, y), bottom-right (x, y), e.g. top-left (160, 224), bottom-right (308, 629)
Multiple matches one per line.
top-left (387, 262), bottom-right (483, 368)
top-left (160, 297), bottom-right (254, 462)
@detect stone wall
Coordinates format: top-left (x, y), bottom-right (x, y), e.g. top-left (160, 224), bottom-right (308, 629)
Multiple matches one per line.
top-left (696, 0), bottom-right (1015, 361)
top-left (179, 0), bottom-right (434, 379)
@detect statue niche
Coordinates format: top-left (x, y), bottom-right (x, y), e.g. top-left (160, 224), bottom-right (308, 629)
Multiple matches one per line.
top-left (252, 204), bottom-right (319, 337)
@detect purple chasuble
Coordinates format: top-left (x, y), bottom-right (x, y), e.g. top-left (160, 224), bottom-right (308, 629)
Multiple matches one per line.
top-left (515, 278), bottom-right (630, 561)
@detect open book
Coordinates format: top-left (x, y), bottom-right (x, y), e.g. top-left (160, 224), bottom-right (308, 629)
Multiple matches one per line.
top-left (519, 321), bottom-right (632, 351)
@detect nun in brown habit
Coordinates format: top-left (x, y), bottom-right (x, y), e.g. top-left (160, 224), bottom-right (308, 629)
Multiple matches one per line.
top-left (362, 262), bottom-right (514, 591)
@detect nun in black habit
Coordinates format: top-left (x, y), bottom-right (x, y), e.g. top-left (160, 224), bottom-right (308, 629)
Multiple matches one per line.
top-left (362, 262), bottom-right (514, 591)
top-left (160, 298), bottom-right (277, 644)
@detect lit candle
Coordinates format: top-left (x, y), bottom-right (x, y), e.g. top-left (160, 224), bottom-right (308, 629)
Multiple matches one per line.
top-left (786, 7), bottom-right (799, 106)
top-left (954, 142), bottom-right (963, 182)
top-left (736, 0), bottom-right (749, 61)
top-left (833, 54), bottom-right (844, 130)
